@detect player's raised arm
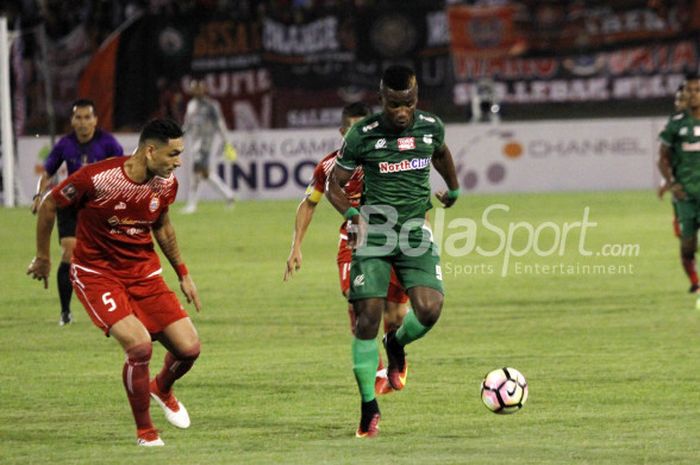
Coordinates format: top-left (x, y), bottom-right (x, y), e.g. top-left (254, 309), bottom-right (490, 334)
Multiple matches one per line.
top-left (153, 211), bottom-right (201, 312)
top-left (432, 143), bottom-right (460, 208)
top-left (27, 193), bottom-right (58, 288)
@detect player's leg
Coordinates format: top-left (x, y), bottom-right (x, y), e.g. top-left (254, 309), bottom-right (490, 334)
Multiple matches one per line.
top-left (110, 316), bottom-right (162, 445)
top-left (154, 318), bottom-right (200, 394)
top-left (129, 275), bottom-right (197, 429)
top-left (206, 171), bottom-right (236, 206)
top-left (70, 266), bottom-right (162, 445)
top-left (377, 273), bottom-right (410, 394)
top-left (183, 154), bottom-right (207, 214)
top-left (386, 238), bottom-right (444, 390)
top-left (348, 254), bottom-right (391, 437)
top-left (338, 242), bottom-right (388, 394)
top-left (385, 268), bottom-right (409, 333)
top-left (352, 297), bottom-right (384, 438)
top-left (149, 318), bottom-right (200, 429)
top-left (672, 200), bottom-right (682, 240)
top-left (675, 199), bottom-right (700, 293)
top-left (56, 207), bottom-right (77, 325)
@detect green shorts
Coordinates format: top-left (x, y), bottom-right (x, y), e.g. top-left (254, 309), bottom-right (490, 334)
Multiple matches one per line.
top-left (348, 229), bottom-right (444, 301)
top-left (675, 197), bottom-right (700, 239)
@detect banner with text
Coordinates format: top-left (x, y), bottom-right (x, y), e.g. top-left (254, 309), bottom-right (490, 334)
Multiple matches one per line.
top-left (261, 14), bottom-right (354, 89)
top-left (452, 36), bottom-right (699, 106)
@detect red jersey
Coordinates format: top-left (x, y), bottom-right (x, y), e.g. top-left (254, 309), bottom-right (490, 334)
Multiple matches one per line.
top-left (51, 157), bottom-right (178, 278)
top-left (306, 150), bottom-right (363, 207)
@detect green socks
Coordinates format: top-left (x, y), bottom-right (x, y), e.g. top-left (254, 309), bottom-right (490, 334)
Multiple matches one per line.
top-left (352, 337), bottom-right (379, 402)
top-left (396, 309), bottom-right (431, 346)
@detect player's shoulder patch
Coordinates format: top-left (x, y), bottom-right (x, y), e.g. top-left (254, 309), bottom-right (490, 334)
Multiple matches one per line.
top-left (672, 112), bottom-right (686, 121)
top-left (418, 113), bottom-right (436, 124)
top-left (60, 183), bottom-right (77, 201)
top-left (361, 120), bottom-right (379, 133)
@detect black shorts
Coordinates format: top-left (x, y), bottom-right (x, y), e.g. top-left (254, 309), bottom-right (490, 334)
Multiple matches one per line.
top-left (56, 205), bottom-right (77, 239)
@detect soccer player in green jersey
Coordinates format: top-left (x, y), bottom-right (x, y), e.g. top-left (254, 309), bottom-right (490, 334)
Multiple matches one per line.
top-left (659, 74), bottom-right (700, 306)
top-left (658, 84), bottom-right (688, 240)
top-left (327, 65), bottom-right (460, 437)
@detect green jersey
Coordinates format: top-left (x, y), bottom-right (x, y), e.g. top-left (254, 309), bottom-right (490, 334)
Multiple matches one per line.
top-left (659, 111), bottom-right (700, 198)
top-left (336, 110), bottom-right (445, 226)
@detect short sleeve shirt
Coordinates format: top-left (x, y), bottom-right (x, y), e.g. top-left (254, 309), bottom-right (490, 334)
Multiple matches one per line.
top-left (336, 110), bottom-right (445, 226)
top-left (51, 157), bottom-right (178, 278)
top-left (44, 129), bottom-right (124, 176)
top-left (659, 111), bottom-right (700, 198)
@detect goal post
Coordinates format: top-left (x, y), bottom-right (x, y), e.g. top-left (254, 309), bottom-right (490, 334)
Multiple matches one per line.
top-left (0, 16), bottom-right (15, 207)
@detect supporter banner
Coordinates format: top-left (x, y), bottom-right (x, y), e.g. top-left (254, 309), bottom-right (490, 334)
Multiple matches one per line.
top-left (447, 5), bottom-right (524, 59)
top-left (580, 4), bottom-right (700, 45)
top-left (17, 118), bottom-right (667, 205)
top-left (262, 15), bottom-right (354, 88)
top-left (452, 37), bottom-right (698, 106)
top-left (347, 8), bottom-right (450, 89)
top-left (525, 1), bottom-right (700, 53)
top-left (79, 15), bottom-right (268, 131)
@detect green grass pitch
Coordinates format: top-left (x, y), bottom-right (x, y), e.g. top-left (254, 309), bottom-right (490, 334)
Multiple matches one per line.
top-left (2, 190), bottom-right (699, 464)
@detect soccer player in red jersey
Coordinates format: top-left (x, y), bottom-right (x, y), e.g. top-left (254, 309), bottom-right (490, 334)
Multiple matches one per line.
top-left (284, 102), bottom-right (410, 395)
top-left (27, 119), bottom-right (202, 447)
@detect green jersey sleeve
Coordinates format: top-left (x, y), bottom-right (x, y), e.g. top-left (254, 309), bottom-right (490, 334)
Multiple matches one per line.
top-left (336, 125), bottom-right (363, 171)
top-left (433, 115), bottom-right (445, 149)
top-left (659, 113), bottom-right (683, 146)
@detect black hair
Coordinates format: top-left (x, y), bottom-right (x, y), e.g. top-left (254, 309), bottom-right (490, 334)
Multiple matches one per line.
top-left (138, 118), bottom-right (184, 146)
top-left (342, 102), bottom-right (372, 119)
top-left (71, 99), bottom-right (96, 113)
top-left (685, 72), bottom-right (700, 82)
top-left (380, 65), bottom-right (416, 91)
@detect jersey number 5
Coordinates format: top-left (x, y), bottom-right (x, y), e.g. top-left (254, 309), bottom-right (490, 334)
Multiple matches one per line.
top-left (102, 292), bottom-right (117, 312)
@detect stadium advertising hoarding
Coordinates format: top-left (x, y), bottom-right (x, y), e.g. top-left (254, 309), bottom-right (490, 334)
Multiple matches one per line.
top-left (17, 118), bottom-right (663, 205)
top-left (443, 118), bottom-right (661, 193)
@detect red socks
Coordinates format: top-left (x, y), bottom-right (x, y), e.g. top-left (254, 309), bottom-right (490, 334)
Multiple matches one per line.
top-left (682, 256), bottom-right (699, 287)
top-left (155, 342), bottom-right (201, 394)
top-left (123, 343), bottom-right (153, 431)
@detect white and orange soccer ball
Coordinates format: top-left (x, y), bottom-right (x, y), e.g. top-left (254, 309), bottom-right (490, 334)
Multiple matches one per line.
top-left (480, 367), bottom-right (528, 414)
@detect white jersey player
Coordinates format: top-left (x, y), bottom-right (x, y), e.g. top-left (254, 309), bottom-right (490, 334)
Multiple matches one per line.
top-left (181, 80), bottom-right (236, 214)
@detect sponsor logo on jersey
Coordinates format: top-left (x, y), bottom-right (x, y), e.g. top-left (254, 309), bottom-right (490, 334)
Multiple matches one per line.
top-left (362, 121), bottom-right (379, 133)
top-left (682, 142), bottom-right (700, 152)
top-left (423, 134), bottom-right (433, 145)
top-left (353, 274), bottom-right (365, 287)
top-left (672, 113), bottom-right (684, 121)
top-left (126, 227), bottom-right (144, 236)
top-left (378, 157), bottom-right (431, 174)
top-left (680, 127), bottom-right (688, 136)
top-left (694, 126), bottom-right (700, 136)
top-left (418, 114), bottom-right (436, 123)
top-left (149, 196), bottom-right (160, 212)
top-left (397, 137), bottom-right (416, 151)
top-left (114, 202), bottom-right (127, 210)
top-left (375, 138), bottom-right (387, 149)
top-left (60, 183), bottom-right (77, 201)
top-left (108, 216), bottom-right (119, 227)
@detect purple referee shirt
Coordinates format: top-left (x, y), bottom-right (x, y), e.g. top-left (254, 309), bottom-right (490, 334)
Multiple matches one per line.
top-left (44, 129), bottom-right (124, 176)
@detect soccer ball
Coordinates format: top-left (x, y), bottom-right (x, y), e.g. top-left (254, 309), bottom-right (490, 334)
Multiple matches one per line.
top-left (480, 367), bottom-right (528, 414)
